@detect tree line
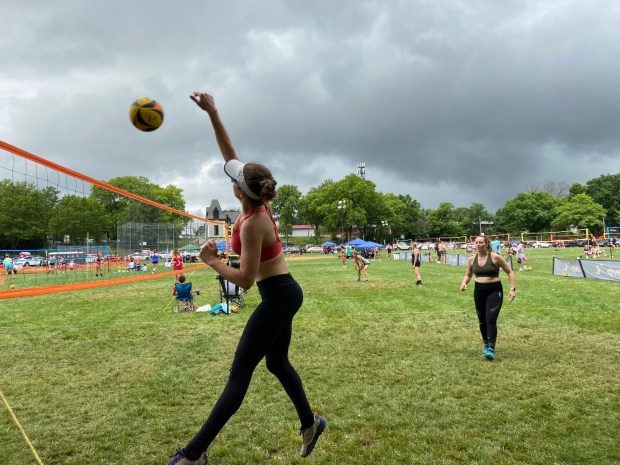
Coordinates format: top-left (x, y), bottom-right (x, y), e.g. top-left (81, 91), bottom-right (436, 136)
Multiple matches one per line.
top-left (270, 173), bottom-right (619, 242)
top-left (1, 171), bottom-right (617, 250)
top-left (0, 176), bottom-right (185, 250)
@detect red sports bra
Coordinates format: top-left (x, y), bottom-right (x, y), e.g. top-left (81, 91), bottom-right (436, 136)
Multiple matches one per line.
top-left (231, 207), bottom-right (282, 262)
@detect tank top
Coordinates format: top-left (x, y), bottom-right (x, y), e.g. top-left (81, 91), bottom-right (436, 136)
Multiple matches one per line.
top-left (472, 253), bottom-right (500, 278)
top-left (231, 207), bottom-right (283, 262)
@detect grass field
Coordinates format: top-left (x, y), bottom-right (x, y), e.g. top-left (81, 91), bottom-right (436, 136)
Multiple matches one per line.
top-left (1, 248), bottom-right (619, 464)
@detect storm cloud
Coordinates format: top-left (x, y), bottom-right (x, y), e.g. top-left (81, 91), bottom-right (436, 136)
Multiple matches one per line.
top-left (2, 0), bottom-right (619, 215)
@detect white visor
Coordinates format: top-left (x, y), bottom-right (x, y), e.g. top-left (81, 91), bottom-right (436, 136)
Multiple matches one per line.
top-left (223, 159), bottom-right (260, 200)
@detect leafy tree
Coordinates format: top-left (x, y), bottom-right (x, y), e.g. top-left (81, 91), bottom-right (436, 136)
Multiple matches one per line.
top-left (585, 173), bottom-right (620, 225)
top-left (393, 194), bottom-right (424, 240)
top-left (495, 191), bottom-right (557, 233)
top-left (0, 180), bottom-right (57, 249)
top-left (464, 202), bottom-right (494, 236)
top-left (373, 193), bottom-right (404, 243)
top-left (299, 180), bottom-right (336, 239)
top-left (333, 175), bottom-right (383, 240)
top-left (428, 202), bottom-right (463, 238)
top-left (551, 194), bottom-right (606, 234)
top-left (90, 176), bottom-right (187, 239)
top-left (568, 182), bottom-right (586, 197)
top-left (49, 195), bottom-right (107, 244)
top-left (272, 184), bottom-right (302, 242)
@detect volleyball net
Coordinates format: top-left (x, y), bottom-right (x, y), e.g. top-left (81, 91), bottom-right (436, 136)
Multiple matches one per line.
top-left (0, 140), bottom-right (227, 299)
top-left (519, 229), bottom-right (590, 245)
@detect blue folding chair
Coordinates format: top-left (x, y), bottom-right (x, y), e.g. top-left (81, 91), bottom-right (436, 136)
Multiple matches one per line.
top-left (173, 281), bottom-right (200, 313)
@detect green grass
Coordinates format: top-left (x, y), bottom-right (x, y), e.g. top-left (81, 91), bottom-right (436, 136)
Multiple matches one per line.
top-left (1, 250), bottom-right (619, 464)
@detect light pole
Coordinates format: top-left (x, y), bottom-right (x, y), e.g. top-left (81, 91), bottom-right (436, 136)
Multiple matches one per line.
top-left (338, 200), bottom-right (347, 242)
top-left (381, 220), bottom-right (389, 244)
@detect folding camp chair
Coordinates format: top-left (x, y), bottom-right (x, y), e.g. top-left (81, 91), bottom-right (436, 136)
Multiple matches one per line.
top-left (173, 281), bottom-right (200, 313)
top-left (217, 275), bottom-right (244, 310)
top-left (216, 258), bottom-right (244, 310)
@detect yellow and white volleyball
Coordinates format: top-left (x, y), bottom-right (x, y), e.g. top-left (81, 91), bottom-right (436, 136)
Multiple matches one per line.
top-left (129, 97), bottom-right (164, 132)
top-left (9, 285), bottom-right (15, 290)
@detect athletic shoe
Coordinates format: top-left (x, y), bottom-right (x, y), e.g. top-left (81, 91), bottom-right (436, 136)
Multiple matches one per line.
top-left (482, 344), bottom-right (489, 356)
top-left (168, 449), bottom-right (208, 465)
top-left (484, 347), bottom-right (495, 361)
top-left (300, 414), bottom-right (327, 457)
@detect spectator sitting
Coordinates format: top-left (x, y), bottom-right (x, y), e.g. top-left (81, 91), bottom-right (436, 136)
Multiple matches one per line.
top-left (126, 258), bottom-right (137, 271)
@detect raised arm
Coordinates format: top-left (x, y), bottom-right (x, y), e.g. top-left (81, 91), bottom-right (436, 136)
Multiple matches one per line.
top-left (190, 92), bottom-right (239, 163)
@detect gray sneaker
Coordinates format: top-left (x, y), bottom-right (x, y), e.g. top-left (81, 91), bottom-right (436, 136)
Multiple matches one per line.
top-left (300, 414), bottom-right (327, 457)
top-left (168, 449), bottom-right (208, 465)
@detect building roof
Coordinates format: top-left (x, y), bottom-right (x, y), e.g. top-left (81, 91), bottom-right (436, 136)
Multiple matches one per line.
top-left (205, 199), bottom-right (240, 224)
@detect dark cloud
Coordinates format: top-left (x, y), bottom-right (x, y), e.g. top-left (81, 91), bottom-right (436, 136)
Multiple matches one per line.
top-left (2, 0), bottom-right (619, 215)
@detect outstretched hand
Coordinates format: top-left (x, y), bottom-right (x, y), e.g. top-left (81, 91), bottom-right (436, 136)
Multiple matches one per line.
top-left (190, 92), bottom-right (217, 114)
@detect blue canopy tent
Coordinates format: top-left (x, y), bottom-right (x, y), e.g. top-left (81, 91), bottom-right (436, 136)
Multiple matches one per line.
top-left (344, 238), bottom-right (367, 247)
top-left (364, 241), bottom-right (386, 249)
top-left (354, 240), bottom-right (379, 249)
top-left (321, 241), bottom-right (337, 247)
top-left (216, 240), bottom-right (231, 250)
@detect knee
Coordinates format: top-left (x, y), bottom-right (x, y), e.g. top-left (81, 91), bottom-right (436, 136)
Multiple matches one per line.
top-left (265, 356), bottom-right (289, 376)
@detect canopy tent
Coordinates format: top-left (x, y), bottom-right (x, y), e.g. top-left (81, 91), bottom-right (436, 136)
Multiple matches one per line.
top-left (354, 240), bottom-right (380, 249)
top-left (344, 238), bottom-right (367, 246)
top-left (216, 240), bottom-right (231, 250)
top-left (364, 241), bottom-right (386, 249)
top-left (321, 241), bottom-right (337, 247)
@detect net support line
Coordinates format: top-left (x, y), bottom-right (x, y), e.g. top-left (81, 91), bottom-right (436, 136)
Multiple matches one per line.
top-left (0, 389), bottom-right (45, 465)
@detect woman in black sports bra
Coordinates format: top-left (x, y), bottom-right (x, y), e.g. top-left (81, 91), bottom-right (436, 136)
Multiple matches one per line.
top-left (411, 241), bottom-right (422, 287)
top-left (460, 235), bottom-right (516, 361)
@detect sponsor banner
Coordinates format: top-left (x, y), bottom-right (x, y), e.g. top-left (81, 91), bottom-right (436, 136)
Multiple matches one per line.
top-left (553, 257), bottom-right (620, 281)
top-left (580, 259), bottom-right (620, 281)
top-left (445, 254), bottom-right (469, 267)
top-left (393, 252), bottom-right (412, 261)
top-left (553, 258), bottom-right (584, 277)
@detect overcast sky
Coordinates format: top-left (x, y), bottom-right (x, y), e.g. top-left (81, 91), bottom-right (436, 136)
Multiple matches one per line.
top-left (2, 0), bottom-right (619, 217)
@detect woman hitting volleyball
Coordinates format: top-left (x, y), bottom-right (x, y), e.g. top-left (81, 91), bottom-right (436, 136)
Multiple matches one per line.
top-left (167, 92), bottom-right (326, 465)
top-left (460, 235), bottom-right (516, 361)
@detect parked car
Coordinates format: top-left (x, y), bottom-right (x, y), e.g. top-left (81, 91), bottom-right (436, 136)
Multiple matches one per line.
top-left (396, 242), bottom-right (410, 250)
top-left (282, 244), bottom-right (301, 254)
top-left (13, 256), bottom-right (45, 267)
top-left (305, 246), bottom-right (324, 253)
top-left (531, 241), bottom-right (552, 248)
top-left (127, 252), bottom-right (150, 261)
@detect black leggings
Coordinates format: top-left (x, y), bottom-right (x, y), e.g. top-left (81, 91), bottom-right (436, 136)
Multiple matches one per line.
top-left (473, 281), bottom-right (503, 348)
top-left (183, 273), bottom-right (314, 459)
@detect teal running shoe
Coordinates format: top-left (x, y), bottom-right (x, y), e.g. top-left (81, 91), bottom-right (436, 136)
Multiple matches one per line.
top-left (484, 347), bottom-right (495, 361)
